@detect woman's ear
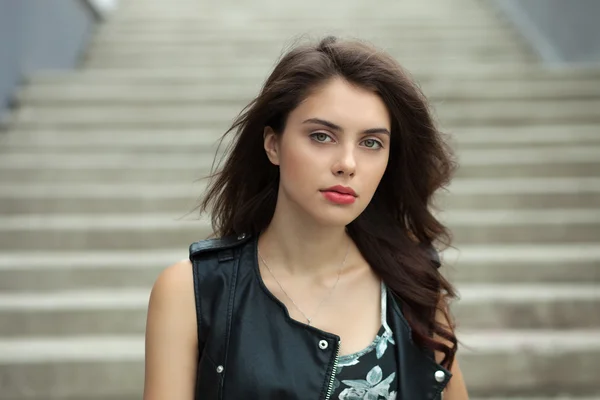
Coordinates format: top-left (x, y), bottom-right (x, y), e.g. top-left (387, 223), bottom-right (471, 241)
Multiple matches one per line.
top-left (263, 126), bottom-right (281, 166)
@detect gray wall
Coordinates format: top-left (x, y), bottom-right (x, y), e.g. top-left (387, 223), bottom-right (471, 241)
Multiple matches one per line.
top-left (493, 0), bottom-right (600, 66)
top-left (0, 0), bottom-right (98, 118)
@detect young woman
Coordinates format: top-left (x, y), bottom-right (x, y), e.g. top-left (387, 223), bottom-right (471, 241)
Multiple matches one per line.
top-left (144, 36), bottom-right (468, 400)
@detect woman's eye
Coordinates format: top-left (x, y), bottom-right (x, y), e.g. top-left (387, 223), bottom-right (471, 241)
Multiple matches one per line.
top-left (362, 139), bottom-right (383, 149)
top-left (311, 132), bottom-right (333, 143)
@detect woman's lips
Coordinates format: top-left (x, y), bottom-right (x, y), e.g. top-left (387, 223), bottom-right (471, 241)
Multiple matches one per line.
top-left (321, 190), bottom-right (356, 205)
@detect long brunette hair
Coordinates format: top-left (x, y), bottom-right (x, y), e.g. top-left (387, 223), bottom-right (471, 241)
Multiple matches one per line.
top-left (199, 36), bottom-right (458, 368)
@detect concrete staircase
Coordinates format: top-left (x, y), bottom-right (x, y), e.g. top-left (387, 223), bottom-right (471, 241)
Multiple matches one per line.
top-left (1, 0), bottom-right (599, 398)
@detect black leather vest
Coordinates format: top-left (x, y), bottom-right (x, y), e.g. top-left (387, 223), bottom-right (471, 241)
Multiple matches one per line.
top-left (189, 234), bottom-right (451, 400)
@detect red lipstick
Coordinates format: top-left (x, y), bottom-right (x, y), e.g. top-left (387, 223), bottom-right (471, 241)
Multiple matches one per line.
top-left (320, 185), bottom-right (357, 205)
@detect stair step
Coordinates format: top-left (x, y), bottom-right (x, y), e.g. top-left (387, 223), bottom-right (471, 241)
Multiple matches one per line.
top-left (111, 12), bottom-right (492, 21)
top-left (443, 209), bottom-right (600, 244)
top-left (110, 6), bottom-right (490, 19)
top-left (0, 290), bottom-right (150, 336)
top-left (0, 285), bottom-right (599, 336)
top-left (0, 213), bottom-right (213, 250)
top-left (11, 102), bottom-right (600, 129)
top-left (443, 244), bottom-right (600, 283)
top-left (443, 177), bottom-right (600, 209)
top-left (1, 178), bottom-right (599, 214)
top-left (100, 18), bottom-right (501, 30)
top-left (454, 284), bottom-right (600, 329)
top-left (458, 330), bottom-right (600, 396)
top-left (96, 30), bottom-right (514, 44)
top-left (26, 66), bottom-right (600, 85)
top-left (86, 42), bottom-right (526, 59)
top-left (19, 80), bottom-right (600, 104)
top-left (91, 31), bottom-right (518, 46)
top-left (0, 336), bottom-right (144, 400)
top-left (450, 126), bottom-right (600, 148)
top-left (0, 210), bottom-right (599, 250)
top-left (0, 250), bottom-right (181, 292)
top-left (0, 331), bottom-right (599, 398)
top-left (0, 244), bottom-right (597, 292)
top-left (83, 53), bottom-right (532, 68)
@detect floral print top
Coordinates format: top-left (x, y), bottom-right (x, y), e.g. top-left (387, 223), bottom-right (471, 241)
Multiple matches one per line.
top-left (331, 282), bottom-right (398, 400)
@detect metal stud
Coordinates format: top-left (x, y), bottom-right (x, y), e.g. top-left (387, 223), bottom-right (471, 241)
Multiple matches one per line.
top-left (216, 365), bottom-right (224, 373)
top-left (237, 233), bottom-right (246, 240)
top-left (318, 340), bottom-right (329, 350)
top-left (434, 370), bottom-right (445, 383)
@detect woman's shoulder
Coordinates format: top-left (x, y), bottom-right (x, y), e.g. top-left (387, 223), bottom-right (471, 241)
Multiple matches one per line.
top-left (149, 259), bottom-right (195, 316)
top-left (154, 259), bottom-right (193, 291)
top-left (150, 233), bottom-right (252, 302)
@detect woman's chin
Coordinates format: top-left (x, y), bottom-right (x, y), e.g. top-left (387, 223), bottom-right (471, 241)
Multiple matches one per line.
top-left (309, 209), bottom-right (361, 228)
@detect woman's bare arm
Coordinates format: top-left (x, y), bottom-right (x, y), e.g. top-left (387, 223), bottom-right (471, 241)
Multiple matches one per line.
top-left (143, 260), bottom-right (198, 400)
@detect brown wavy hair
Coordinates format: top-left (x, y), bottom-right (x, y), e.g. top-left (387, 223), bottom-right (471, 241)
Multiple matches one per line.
top-left (199, 36), bottom-right (459, 369)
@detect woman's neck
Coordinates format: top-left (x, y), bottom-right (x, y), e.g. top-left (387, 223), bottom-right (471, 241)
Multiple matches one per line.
top-left (258, 203), bottom-right (351, 277)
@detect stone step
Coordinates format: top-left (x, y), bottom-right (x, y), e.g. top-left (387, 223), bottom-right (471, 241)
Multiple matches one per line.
top-left (26, 66), bottom-right (600, 85)
top-left (18, 80), bottom-right (600, 105)
top-left (449, 126), bottom-right (600, 149)
top-left (113, 6), bottom-right (486, 16)
top-left (109, 16), bottom-right (500, 26)
top-left (86, 42), bottom-right (526, 60)
top-left (0, 285), bottom-right (598, 336)
top-left (110, 5), bottom-right (489, 18)
top-left (453, 284), bottom-right (600, 329)
top-left (0, 244), bottom-right (598, 292)
top-left (0, 210), bottom-right (598, 250)
top-left (100, 17), bottom-right (501, 29)
top-left (442, 209), bottom-right (600, 244)
top-left (0, 129), bottom-right (226, 152)
top-left (83, 52), bottom-right (532, 67)
top-left (441, 177), bottom-right (600, 209)
top-left (110, 8), bottom-right (490, 17)
top-left (10, 102), bottom-right (600, 129)
top-left (0, 250), bottom-right (182, 292)
top-left (3, 126), bottom-right (599, 151)
top-left (442, 244), bottom-right (600, 284)
top-left (97, 28), bottom-right (510, 44)
top-left (80, 60), bottom-right (539, 72)
top-left (1, 178), bottom-right (599, 214)
top-left (0, 331), bottom-right (599, 398)
top-left (458, 330), bottom-right (600, 396)
top-left (0, 289), bottom-right (150, 337)
top-left (0, 336), bottom-right (144, 400)
top-left (91, 31), bottom-right (518, 46)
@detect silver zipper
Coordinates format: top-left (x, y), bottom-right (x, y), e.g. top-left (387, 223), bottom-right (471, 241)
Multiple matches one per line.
top-left (324, 340), bottom-right (341, 400)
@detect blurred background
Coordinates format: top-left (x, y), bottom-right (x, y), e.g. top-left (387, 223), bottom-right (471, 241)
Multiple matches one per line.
top-left (0, 0), bottom-right (599, 399)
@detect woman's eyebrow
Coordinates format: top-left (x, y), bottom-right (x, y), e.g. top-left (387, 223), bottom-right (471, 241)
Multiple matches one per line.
top-left (302, 118), bottom-right (390, 135)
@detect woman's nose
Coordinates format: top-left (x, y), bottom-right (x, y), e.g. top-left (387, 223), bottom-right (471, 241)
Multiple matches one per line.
top-left (333, 148), bottom-right (356, 176)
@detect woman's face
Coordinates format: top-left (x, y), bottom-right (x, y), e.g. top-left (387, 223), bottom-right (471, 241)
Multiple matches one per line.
top-left (264, 77), bottom-right (391, 227)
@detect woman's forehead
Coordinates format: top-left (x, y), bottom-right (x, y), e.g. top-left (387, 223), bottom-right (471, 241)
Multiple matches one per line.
top-left (288, 79), bottom-right (391, 131)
